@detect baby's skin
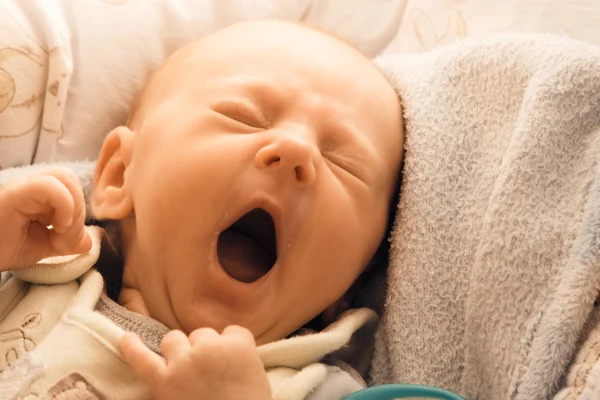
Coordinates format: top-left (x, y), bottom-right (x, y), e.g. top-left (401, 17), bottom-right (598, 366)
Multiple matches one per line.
top-left (0, 20), bottom-right (403, 400)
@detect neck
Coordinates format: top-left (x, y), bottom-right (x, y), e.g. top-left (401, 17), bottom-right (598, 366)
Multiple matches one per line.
top-left (117, 217), bottom-right (152, 317)
top-left (118, 286), bottom-right (151, 316)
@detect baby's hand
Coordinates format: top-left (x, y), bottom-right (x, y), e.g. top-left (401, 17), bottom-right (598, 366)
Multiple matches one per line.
top-left (121, 326), bottom-right (273, 400)
top-left (0, 168), bottom-right (92, 271)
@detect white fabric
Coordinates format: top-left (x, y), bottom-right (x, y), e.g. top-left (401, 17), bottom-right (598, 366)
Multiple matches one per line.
top-left (0, 354), bottom-right (44, 400)
top-left (384, 0), bottom-right (600, 54)
top-left (12, 226), bottom-right (102, 284)
top-left (0, 0), bottom-right (404, 169)
top-left (371, 34), bottom-right (600, 399)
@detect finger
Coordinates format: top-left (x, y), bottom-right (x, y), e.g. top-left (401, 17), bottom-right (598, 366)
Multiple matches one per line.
top-left (8, 175), bottom-right (74, 231)
top-left (74, 229), bottom-right (92, 254)
top-left (221, 325), bottom-right (257, 346)
top-left (160, 330), bottom-right (191, 363)
top-left (120, 332), bottom-right (166, 387)
top-left (19, 222), bottom-right (53, 265)
top-left (33, 213), bottom-right (53, 228)
top-left (43, 169), bottom-right (91, 254)
top-left (2, 176), bottom-right (72, 264)
top-left (188, 327), bottom-right (219, 347)
top-left (18, 224), bottom-right (90, 264)
top-left (49, 223), bottom-right (92, 256)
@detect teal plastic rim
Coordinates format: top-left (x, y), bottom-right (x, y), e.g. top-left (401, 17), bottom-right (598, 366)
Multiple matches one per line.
top-left (344, 384), bottom-right (467, 399)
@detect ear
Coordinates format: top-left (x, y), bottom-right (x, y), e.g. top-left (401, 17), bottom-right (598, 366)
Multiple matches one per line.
top-left (92, 126), bottom-right (136, 220)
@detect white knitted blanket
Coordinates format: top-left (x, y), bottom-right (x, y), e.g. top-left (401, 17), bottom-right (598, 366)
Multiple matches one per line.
top-left (371, 35), bottom-right (600, 400)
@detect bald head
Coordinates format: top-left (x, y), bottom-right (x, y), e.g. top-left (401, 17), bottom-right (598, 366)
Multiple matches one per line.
top-left (127, 20), bottom-right (387, 130)
top-left (97, 19), bottom-right (404, 343)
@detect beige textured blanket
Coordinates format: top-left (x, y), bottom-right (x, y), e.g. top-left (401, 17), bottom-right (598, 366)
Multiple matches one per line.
top-left (371, 35), bottom-right (600, 399)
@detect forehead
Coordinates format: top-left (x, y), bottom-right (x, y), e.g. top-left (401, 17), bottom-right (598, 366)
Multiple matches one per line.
top-left (168, 22), bottom-right (393, 104)
top-left (159, 22), bottom-right (403, 182)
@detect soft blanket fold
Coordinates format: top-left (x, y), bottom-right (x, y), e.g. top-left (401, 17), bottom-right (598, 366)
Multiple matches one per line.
top-left (371, 35), bottom-right (600, 400)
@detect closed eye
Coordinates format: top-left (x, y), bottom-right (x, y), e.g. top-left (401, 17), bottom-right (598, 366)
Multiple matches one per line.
top-left (322, 150), bottom-right (363, 181)
top-left (213, 100), bottom-right (267, 129)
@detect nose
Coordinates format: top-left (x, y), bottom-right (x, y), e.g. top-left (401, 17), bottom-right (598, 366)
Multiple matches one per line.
top-left (254, 133), bottom-right (317, 187)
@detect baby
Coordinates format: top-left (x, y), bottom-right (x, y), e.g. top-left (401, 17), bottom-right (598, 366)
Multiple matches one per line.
top-left (0, 20), bottom-right (403, 400)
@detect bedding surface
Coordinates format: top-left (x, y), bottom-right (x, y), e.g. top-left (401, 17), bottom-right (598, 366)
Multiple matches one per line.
top-left (372, 34), bottom-right (600, 400)
top-left (0, 0), bottom-right (404, 168)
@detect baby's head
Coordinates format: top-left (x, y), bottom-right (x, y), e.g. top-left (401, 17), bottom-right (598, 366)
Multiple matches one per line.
top-left (91, 20), bottom-right (403, 344)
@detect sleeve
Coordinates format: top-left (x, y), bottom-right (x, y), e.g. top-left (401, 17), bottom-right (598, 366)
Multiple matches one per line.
top-left (304, 364), bottom-right (365, 400)
top-left (268, 362), bottom-right (365, 400)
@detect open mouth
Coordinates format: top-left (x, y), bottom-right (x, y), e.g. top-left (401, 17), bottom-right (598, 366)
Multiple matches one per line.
top-left (217, 208), bottom-right (277, 283)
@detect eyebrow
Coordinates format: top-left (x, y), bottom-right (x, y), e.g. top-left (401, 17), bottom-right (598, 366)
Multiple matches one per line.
top-left (227, 78), bottom-right (285, 102)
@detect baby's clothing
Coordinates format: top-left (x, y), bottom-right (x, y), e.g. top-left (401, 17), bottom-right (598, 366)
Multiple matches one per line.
top-left (0, 226), bottom-right (377, 400)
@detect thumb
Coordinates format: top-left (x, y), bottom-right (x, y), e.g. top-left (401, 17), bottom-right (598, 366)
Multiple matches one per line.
top-left (120, 332), bottom-right (166, 388)
top-left (45, 228), bottom-right (93, 260)
top-left (72, 229), bottom-right (92, 255)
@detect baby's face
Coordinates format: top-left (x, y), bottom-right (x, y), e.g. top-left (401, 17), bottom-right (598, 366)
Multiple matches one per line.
top-left (109, 21), bottom-right (403, 344)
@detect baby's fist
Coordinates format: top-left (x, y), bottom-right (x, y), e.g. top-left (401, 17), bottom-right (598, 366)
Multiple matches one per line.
top-left (0, 168), bottom-right (92, 271)
top-left (121, 326), bottom-right (272, 400)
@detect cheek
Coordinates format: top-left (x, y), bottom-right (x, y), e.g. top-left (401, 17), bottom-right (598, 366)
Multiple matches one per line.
top-left (128, 136), bottom-right (252, 265)
top-left (300, 183), bottom-right (385, 298)
top-left (321, 181), bottom-right (386, 258)
top-left (132, 136), bottom-right (241, 217)
top-left (128, 154), bottom-right (209, 265)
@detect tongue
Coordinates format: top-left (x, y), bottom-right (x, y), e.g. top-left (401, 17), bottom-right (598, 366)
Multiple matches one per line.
top-left (217, 230), bottom-right (271, 283)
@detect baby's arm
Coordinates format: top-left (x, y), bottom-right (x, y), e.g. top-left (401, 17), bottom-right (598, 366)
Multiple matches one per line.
top-left (0, 168), bottom-right (91, 271)
top-left (121, 326), bottom-right (273, 400)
